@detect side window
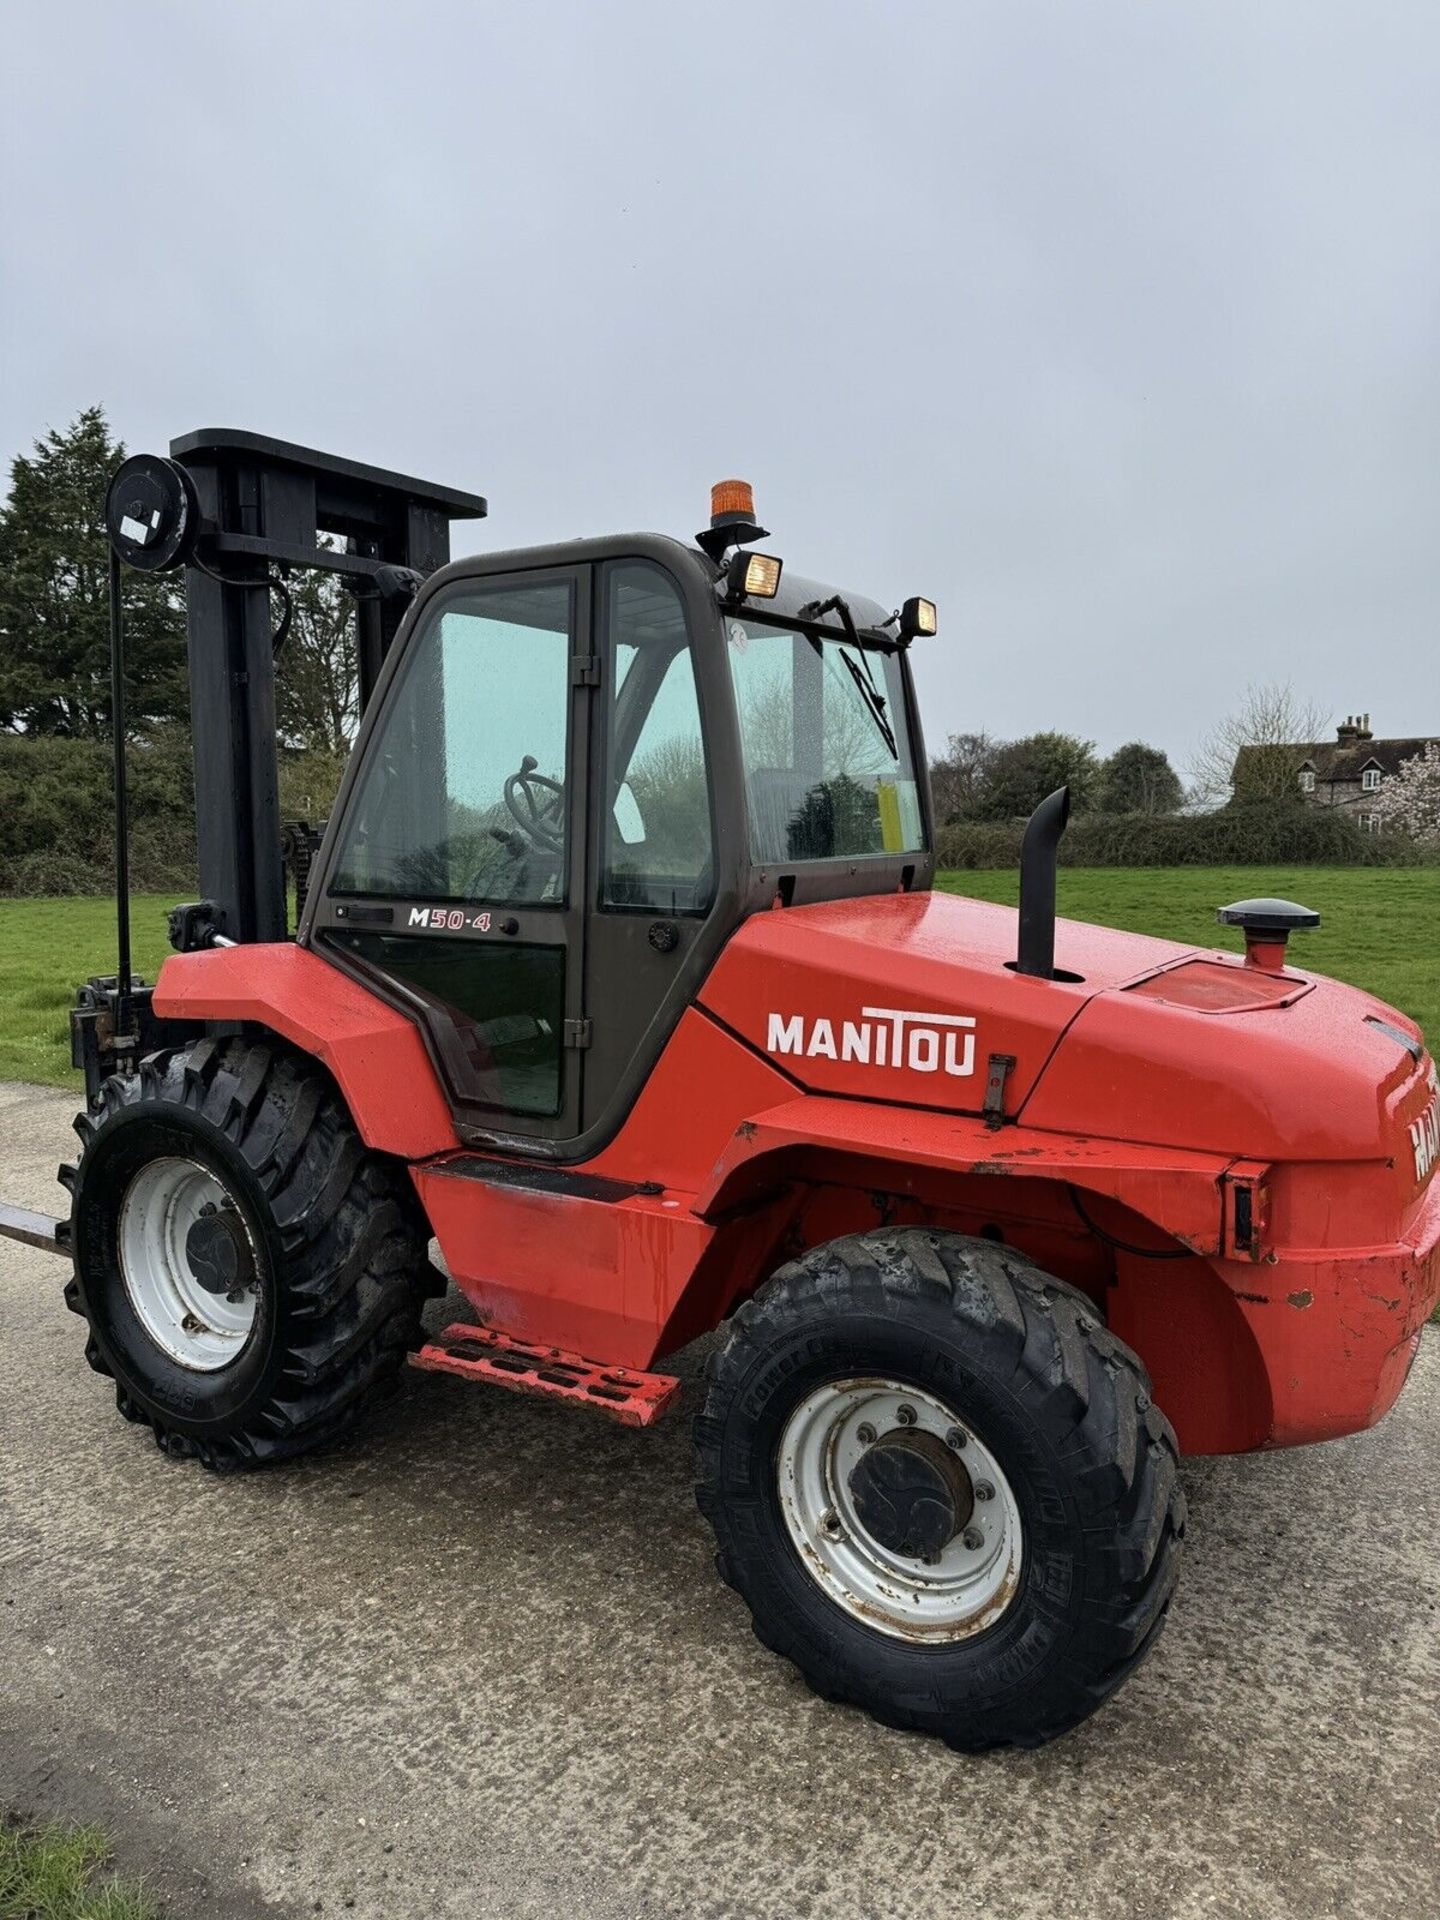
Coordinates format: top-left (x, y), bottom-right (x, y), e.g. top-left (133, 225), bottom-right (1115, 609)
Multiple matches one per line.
top-left (603, 563), bottom-right (714, 911)
top-left (330, 578), bottom-right (573, 904)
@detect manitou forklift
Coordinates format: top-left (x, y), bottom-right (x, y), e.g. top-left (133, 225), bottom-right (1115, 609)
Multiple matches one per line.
top-left (3, 432), bottom-right (1436, 1751)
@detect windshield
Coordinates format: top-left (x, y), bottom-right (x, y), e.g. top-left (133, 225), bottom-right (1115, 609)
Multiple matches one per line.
top-left (725, 617), bottom-right (926, 864)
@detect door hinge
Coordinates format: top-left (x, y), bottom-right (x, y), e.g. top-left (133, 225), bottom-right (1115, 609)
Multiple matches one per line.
top-left (570, 654), bottom-right (600, 687)
top-left (562, 1017), bottom-right (593, 1049)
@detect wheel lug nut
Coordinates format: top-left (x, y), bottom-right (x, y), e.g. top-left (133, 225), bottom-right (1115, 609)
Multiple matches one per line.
top-left (975, 1482), bottom-right (994, 1502)
top-left (856, 1423), bottom-right (876, 1446)
top-left (962, 1527), bottom-right (984, 1551)
top-left (896, 1404), bottom-right (917, 1426)
top-left (945, 1427), bottom-right (967, 1451)
top-left (821, 1509), bottom-right (841, 1536)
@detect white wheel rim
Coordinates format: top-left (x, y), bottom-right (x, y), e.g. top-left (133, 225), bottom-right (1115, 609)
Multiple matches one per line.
top-left (776, 1379), bottom-right (1024, 1642)
top-left (117, 1156), bottom-right (259, 1371)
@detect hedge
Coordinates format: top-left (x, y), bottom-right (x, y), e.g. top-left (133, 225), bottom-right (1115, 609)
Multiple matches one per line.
top-left (2, 737), bottom-right (1432, 895)
top-left (935, 804), bottom-right (1436, 870)
top-left (0, 734), bottom-right (348, 895)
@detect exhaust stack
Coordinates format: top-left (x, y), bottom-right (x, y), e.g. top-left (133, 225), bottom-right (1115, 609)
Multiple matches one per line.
top-left (1014, 786), bottom-right (1071, 979)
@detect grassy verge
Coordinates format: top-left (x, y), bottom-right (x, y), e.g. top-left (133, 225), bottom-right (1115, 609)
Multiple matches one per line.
top-left (0, 1819), bottom-right (158, 1919)
top-left (935, 865), bottom-right (1439, 1043)
top-left (0, 895), bottom-right (188, 1085)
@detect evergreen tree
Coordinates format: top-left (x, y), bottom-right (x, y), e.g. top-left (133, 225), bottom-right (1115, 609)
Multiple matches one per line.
top-left (787, 772), bottom-right (882, 857)
top-left (972, 731), bottom-right (1101, 820)
top-left (1097, 741), bottom-right (1184, 814)
top-left (0, 407), bottom-right (188, 737)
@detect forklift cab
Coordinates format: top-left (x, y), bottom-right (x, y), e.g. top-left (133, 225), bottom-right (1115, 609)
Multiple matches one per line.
top-left (302, 505), bottom-right (936, 1157)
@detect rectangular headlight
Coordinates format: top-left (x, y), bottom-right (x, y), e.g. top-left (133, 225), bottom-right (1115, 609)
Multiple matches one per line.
top-left (901, 595), bottom-right (937, 638)
top-left (726, 551), bottom-right (783, 599)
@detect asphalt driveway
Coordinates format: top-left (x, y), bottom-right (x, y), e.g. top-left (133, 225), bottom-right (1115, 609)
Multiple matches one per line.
top-left (2, 1079), bottom-right (1437, 1920)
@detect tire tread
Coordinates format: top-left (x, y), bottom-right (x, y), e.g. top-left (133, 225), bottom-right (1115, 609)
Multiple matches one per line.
top-left (694, 1227), bottom-right (1185, 1751)
top-left (71, 1037), bottom-right (429, 1474)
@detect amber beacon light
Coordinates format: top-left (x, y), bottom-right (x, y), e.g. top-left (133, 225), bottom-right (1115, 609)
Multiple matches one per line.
top-left (697, 477), bottom-right (771, 559)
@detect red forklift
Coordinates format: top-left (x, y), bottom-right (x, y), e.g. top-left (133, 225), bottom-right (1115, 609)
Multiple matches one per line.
top-left (4, 431), bottom-right (1436, 1750)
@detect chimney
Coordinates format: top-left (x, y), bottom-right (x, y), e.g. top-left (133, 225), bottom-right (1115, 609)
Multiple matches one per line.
top-left (1357, 712), bottom-right (1373, 741)
top-left (1336, 715), bottom-right (1360, 745)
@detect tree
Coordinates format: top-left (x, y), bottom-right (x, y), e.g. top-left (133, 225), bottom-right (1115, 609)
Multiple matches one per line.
top-left (733, 659), bottom-right (893, 780)
top-left (929, 731), bottom-right (997, 823)
top-left (1372, 740), bottom-right (1440, 844)
top-left (1190, 682), bottom-right (1329, 809)
top-left (971, 731), bottom-right (1101, 820)
top-left (626, 732), bottom-right (710, 871)
top-left (1098, 741), bottom-right (1184, 815)
top-left (785, 770), bottom-right (881, 858)
top-left (274, 554), bottom-right (358, 753)
top-left (0, 407), bottom-right (188, 738)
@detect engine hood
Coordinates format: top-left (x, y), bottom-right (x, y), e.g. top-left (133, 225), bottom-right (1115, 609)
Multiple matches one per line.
top-left (1026, 949), bottom-right (1432, 1187)
top-left (699, 891), bottom-right (1434, 1210)
top-left (699, 890), bottom-right (1188, 1115)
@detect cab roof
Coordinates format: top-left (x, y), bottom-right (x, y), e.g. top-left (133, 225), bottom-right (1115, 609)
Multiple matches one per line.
top-left (430, 531), bottom-right (898, 643)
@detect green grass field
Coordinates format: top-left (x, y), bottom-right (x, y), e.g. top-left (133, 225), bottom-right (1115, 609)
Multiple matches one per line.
top-left (0, 868), bottom-right (1434, 1087)
top-left (936, 865), bottom-right (1438, 1043)
top-left (0, 894), bottom-right (186, 1086)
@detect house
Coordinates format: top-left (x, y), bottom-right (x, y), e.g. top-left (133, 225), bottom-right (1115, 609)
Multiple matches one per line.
top-left (1237, 714), bottom-right (1437, 831)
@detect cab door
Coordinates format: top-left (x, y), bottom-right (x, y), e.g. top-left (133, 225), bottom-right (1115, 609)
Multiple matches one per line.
top-left (312, 567), bottom-right (591, 1144)
top-left (579, 558), bottom-right (719, 1138)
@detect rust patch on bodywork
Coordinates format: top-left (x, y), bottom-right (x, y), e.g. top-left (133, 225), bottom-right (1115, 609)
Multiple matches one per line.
top-left (968, 1146), bottom-right (1052, 1178)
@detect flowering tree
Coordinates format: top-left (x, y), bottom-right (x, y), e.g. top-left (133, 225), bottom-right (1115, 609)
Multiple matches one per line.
top-left (1373, 741), bottom-right (1440, 844)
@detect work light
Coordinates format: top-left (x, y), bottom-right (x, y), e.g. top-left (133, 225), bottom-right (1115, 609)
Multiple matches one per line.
top-left (900, 596), bottom-right (937, 639)
top-left (724, 550), bottom-right (783, 600)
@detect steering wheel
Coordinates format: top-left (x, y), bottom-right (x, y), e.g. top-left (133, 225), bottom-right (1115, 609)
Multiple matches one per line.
top-left (504, 755), bottom-right (565, 853)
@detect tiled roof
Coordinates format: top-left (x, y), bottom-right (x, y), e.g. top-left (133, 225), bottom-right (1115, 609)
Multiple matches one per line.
top-left (1236, 737), bottom-right (1437, 784)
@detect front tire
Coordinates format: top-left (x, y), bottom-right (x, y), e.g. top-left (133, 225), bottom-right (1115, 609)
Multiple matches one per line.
top-left (65, 1038), bottom-right (433, 1471)
top-left (694, 1229), bottom-right (1185, 1750)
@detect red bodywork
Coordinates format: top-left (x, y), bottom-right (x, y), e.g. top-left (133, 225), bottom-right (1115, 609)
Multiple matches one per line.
top-left (408, 1323), bottom-right (681, 1427)
top-left (155, 891), bottom-right (1440, 1456)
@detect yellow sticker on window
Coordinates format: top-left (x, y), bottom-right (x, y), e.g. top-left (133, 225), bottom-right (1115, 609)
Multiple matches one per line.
top-left (876, 780), bottom-right (903, 853)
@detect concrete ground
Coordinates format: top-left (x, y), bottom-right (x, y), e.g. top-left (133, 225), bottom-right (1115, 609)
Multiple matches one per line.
top-left (1, 1078), bottom-right (1437, 1920)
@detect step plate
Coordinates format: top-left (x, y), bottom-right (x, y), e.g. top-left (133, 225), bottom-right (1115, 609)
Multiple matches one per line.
top-left (409, 1323), bottom-right (680, 1428)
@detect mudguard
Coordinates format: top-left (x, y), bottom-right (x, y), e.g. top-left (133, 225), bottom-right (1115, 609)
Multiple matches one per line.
top-left (152, 944), bottom-right (459, 1160)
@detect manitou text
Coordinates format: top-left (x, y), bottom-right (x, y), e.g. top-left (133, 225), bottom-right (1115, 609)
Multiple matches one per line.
top-left (766, 1007), bottom-right (978, 1077)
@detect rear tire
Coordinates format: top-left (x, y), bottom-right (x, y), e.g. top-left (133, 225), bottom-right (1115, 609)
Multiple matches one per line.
top-left (64, 1037), bottom-right (434, 1472)
top-left (694, 1228), bottom-right (1185, 1750)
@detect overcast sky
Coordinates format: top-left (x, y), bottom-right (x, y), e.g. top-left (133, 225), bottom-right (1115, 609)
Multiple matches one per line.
top-left (2, 1), bottom-right (1436, 773)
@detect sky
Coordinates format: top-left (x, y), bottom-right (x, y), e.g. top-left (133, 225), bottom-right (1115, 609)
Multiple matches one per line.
top-left (2, 1), bottom-right (1436, 777)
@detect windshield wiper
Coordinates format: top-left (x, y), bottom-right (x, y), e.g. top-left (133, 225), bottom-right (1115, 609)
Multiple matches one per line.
top-left (797, 593), bottom-right (899, 760)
